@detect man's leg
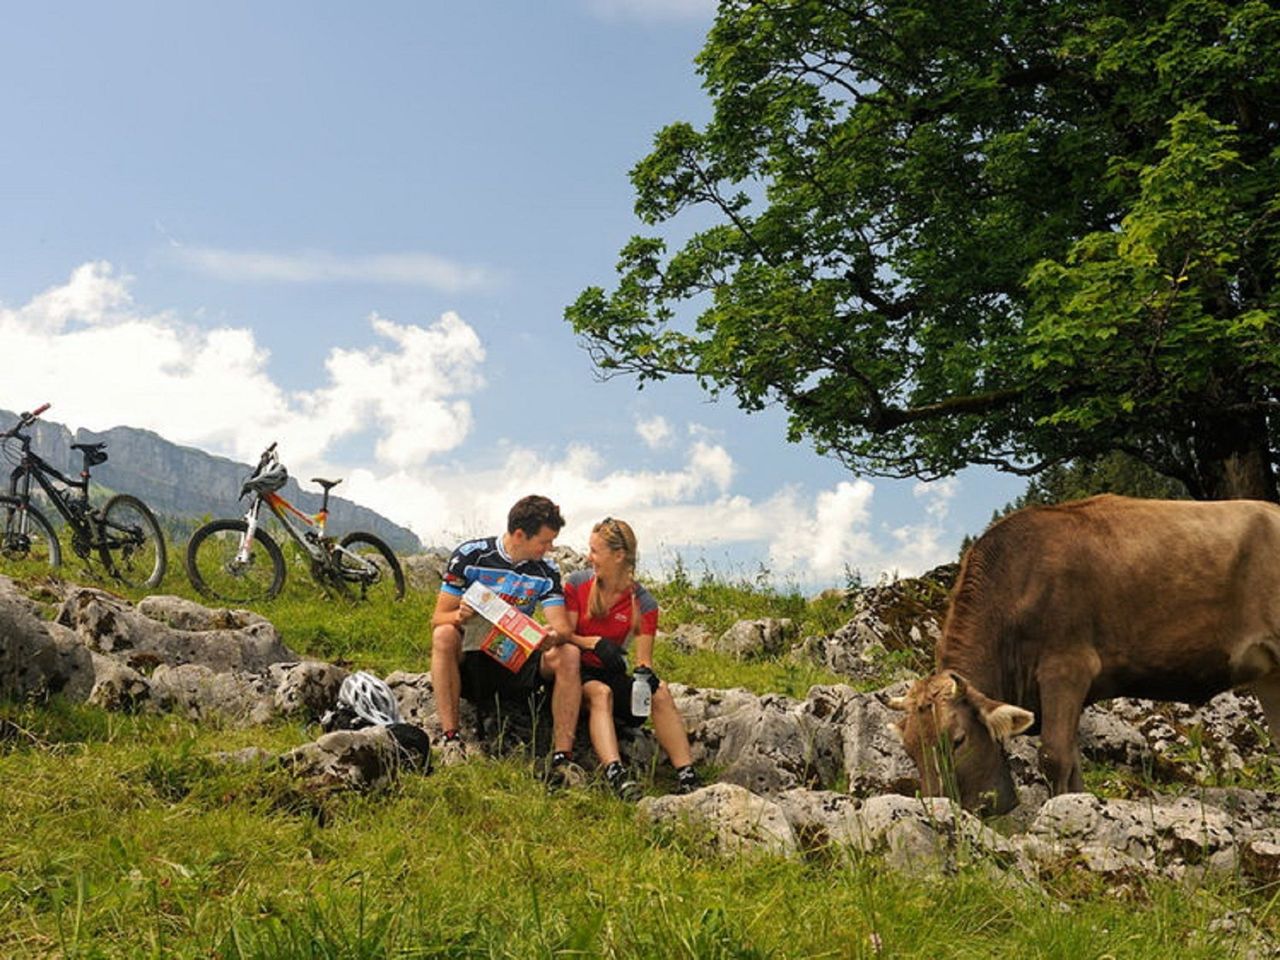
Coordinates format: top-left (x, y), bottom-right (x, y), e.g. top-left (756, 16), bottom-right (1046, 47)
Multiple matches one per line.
top-left (540, 643), bottom-right (582, 754)
top-left (431, 624), bottom-right (466, 762)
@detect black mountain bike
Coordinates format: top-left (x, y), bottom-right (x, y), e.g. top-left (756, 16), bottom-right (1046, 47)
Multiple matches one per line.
top-left (1, 403), bottom-right (168, 588)
top-left (185, 443), bottom-right (405, 603)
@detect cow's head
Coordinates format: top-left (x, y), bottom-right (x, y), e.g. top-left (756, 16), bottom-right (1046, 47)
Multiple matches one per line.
top-left (887, 672), bottom-right (1035, 815)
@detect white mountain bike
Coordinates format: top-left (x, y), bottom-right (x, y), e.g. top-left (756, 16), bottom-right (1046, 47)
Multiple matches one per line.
top-left (184, 443), bottom-right (405, 604)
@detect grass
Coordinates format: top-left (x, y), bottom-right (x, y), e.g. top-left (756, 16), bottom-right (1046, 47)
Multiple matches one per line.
top-left (3, 546), bottom-right (1280, 956)
top-left (4, 706), bottom-right (1275, 957)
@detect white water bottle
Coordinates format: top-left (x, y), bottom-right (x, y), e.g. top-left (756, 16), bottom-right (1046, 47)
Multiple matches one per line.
top-left (631, 667), bottom-right (653, 718)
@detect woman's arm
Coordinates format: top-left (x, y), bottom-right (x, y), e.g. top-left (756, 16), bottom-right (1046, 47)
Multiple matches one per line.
top-left (631, 633), bottom-right (655, 669)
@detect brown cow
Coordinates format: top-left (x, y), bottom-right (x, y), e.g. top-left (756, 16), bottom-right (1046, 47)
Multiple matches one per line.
top-left (888, 494), bottom-right (1280, 814)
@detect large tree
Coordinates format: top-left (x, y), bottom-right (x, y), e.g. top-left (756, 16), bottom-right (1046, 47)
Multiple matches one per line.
top-left (567, 0), bottom-right (1280, 500)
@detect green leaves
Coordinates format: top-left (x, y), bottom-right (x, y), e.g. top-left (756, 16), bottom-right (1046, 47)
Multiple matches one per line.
top-left (569, 0), bottom-right (1280, 496)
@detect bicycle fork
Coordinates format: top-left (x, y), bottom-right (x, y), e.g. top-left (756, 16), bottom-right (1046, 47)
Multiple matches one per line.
top-left (236, 498), bottom-right (264, 564)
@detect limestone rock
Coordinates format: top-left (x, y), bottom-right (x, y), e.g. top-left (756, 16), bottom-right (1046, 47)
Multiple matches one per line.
top-left (57, 587), bottom-right (295, 672)
top-left (715, 618), bottom-right (796, 659)
top-left (281, 726), bottom-right (431, 793)
top-left (271, 660), bottom-right (347, 719)
top-left (638, 782), bottom-right (798, 857)
top-left (0, 594), bottom-right (95, 702)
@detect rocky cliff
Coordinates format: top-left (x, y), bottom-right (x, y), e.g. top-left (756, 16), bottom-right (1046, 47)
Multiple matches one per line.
top-left (0, 408), bottom-right (422, 554)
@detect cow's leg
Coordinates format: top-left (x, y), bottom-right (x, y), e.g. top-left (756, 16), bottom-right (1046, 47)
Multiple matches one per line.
top-left (1249, 672), bottom-right (1280, 745)
top-left (1036, 657), bottom-right (1096, 795)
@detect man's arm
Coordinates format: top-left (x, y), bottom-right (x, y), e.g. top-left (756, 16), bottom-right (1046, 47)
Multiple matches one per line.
top-left (432, 592), bottom-right (474, 630)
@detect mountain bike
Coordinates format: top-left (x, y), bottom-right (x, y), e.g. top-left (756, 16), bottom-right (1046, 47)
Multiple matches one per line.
top-left (1, 403), bottom-right (168, 588)
top-left (185, 443), bottom-right (405, 603)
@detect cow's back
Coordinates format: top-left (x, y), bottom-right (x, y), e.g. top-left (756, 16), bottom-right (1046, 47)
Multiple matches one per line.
top-left (939, 495), bottom-right (1280, 710)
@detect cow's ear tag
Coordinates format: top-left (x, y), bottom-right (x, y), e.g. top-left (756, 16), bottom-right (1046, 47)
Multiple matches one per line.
top-left (982, 704), bottom-right (1035, 741)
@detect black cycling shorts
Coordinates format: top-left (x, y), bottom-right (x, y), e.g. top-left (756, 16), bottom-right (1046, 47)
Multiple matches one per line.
top-left (582, 666), bottom-right (646, 728)
top-left (460, 649), bottom-right (544, 704)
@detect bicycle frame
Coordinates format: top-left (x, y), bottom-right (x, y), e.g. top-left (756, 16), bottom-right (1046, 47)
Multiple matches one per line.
top-left (238, 490), bottom-right (330, 564)
top-left (8, 439), bottom-right (93, 530)
top-left (235, 486), bottom-right (379, 580)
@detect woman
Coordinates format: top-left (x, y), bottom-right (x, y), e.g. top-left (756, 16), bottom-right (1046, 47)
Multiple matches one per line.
top-left (564, 517), bottom-right (701, 799)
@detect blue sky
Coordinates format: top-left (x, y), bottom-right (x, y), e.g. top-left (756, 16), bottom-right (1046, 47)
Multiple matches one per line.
top-left (0, 0), bottom-right (1024, 585)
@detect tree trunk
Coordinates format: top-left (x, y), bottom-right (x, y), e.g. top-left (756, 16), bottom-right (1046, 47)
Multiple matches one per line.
top-left (1192, 409), bottom-right (1278, 501)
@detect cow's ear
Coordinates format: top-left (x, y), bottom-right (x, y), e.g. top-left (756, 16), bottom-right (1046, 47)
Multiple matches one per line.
top-left (944, 671), bottom-right (968, 698)
top-left (980, 703), bottom-right (1035, 742)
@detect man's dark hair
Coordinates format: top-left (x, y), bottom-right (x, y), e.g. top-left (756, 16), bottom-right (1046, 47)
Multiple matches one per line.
top-left (507, 495), bottom-right (564, 537)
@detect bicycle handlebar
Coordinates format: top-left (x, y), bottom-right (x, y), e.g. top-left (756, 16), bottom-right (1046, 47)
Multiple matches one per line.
top-left (3, 402), bottom-right (51, 438)
top-left (257, 442), bottom-right (279, 468)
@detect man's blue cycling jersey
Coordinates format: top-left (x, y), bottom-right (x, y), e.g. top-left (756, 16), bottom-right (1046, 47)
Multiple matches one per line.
top-left (441, 535), bottom-right (564, 614)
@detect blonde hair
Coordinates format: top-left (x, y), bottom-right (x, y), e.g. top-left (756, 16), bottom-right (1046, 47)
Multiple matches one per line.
top-left (588, 517), bottom-right (640, 634)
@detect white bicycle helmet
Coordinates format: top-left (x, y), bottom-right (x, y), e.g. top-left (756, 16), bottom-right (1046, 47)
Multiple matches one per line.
top-left (337, 671), bottom-right (402, 726)
top-left (241, 460), bottom-right (288, 496)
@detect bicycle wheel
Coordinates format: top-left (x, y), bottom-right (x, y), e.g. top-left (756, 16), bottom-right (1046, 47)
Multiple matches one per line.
top-left (0, 496), bottom-right (62, 569)
top-left (98, 494), bottom-right (167, 589)
top-left (186, 519), bottom-right (285, 603)
top-left (335, 531), bottom-right (405, 601)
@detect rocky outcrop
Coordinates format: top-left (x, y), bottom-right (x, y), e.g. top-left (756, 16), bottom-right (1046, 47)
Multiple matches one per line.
top-left (6, 570), bottom-right (1280, 893)
top-left (642, 783), bottom-right (1280, 892)
top-left (796, 565), bottom-right (955, 682)
top-left (57, 588), bottom-right (293, 673)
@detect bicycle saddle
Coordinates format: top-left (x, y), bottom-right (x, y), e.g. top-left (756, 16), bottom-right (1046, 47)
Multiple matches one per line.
top-left (312, 477), bottom-right (342, 491)
top-left (71, 441), bottom-right (109, 466)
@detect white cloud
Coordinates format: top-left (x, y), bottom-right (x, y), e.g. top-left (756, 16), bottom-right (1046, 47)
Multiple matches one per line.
top-left (0, 263), bottom-right (482, 472)
top-left (583, 0), bottom-right (717, 21)
top-left (635, 414), bottom-right (672, 449)
top-left (914, 477), bottom-right (958, 520)
top-left (171, 245), bottom-right (496, 293)
top-left (1, 262), bottom-right (965, 588)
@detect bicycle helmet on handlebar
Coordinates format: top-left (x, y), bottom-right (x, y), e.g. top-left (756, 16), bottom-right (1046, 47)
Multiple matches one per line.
top-left (240, 459), bottom-right (288, 498)
top-left (337, 671), bottom-right (402, 726)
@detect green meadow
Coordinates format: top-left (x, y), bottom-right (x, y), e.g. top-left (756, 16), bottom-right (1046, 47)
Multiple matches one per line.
top-left (1, 554), bottom-right (1276, 958)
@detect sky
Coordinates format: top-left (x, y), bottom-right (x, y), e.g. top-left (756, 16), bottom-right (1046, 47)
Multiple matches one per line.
top-left (0, 1), bottom-right (1025, 588)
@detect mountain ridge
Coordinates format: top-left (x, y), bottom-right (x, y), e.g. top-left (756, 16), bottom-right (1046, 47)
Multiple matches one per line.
top-left (0, 408), bottom-right (422, 554)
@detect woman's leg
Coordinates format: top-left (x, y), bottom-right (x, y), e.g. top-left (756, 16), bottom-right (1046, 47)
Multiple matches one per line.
top-left (583, 679), bottom-right (622, 766)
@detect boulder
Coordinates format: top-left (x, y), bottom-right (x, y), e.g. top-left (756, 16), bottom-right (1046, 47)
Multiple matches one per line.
top-left (662, 623), bottom-right (715, 655)
top-left (638, 782), bottom-right (798, 857)
top-left (57, 587), bottom-right (295, 672)
top-left (281, 725), bottom-right (432, 794)
top-left (137, 594), bottom-right (271, 633)
top-left (1020, 793), bottom-right (1239, 881)
top-left (88, 654), bottom-right (151, 711)
top-left (149, 664), bottom-right (277, 724)
top-left (400, 550), bottom-right (449, 594)
top-left (271, 660), bottom-right (347, 719)
top-left (0, 595), bottom-right (95, 702)
top-left (714, 618), bottom-right (796, 659)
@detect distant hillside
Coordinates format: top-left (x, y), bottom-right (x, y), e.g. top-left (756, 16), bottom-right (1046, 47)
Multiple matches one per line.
top-left (0, 409), bottom-right (422, 554)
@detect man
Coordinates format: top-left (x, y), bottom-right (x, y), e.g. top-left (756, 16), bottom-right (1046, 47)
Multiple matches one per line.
top-left (431, 494), bottom-right (583, 786)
